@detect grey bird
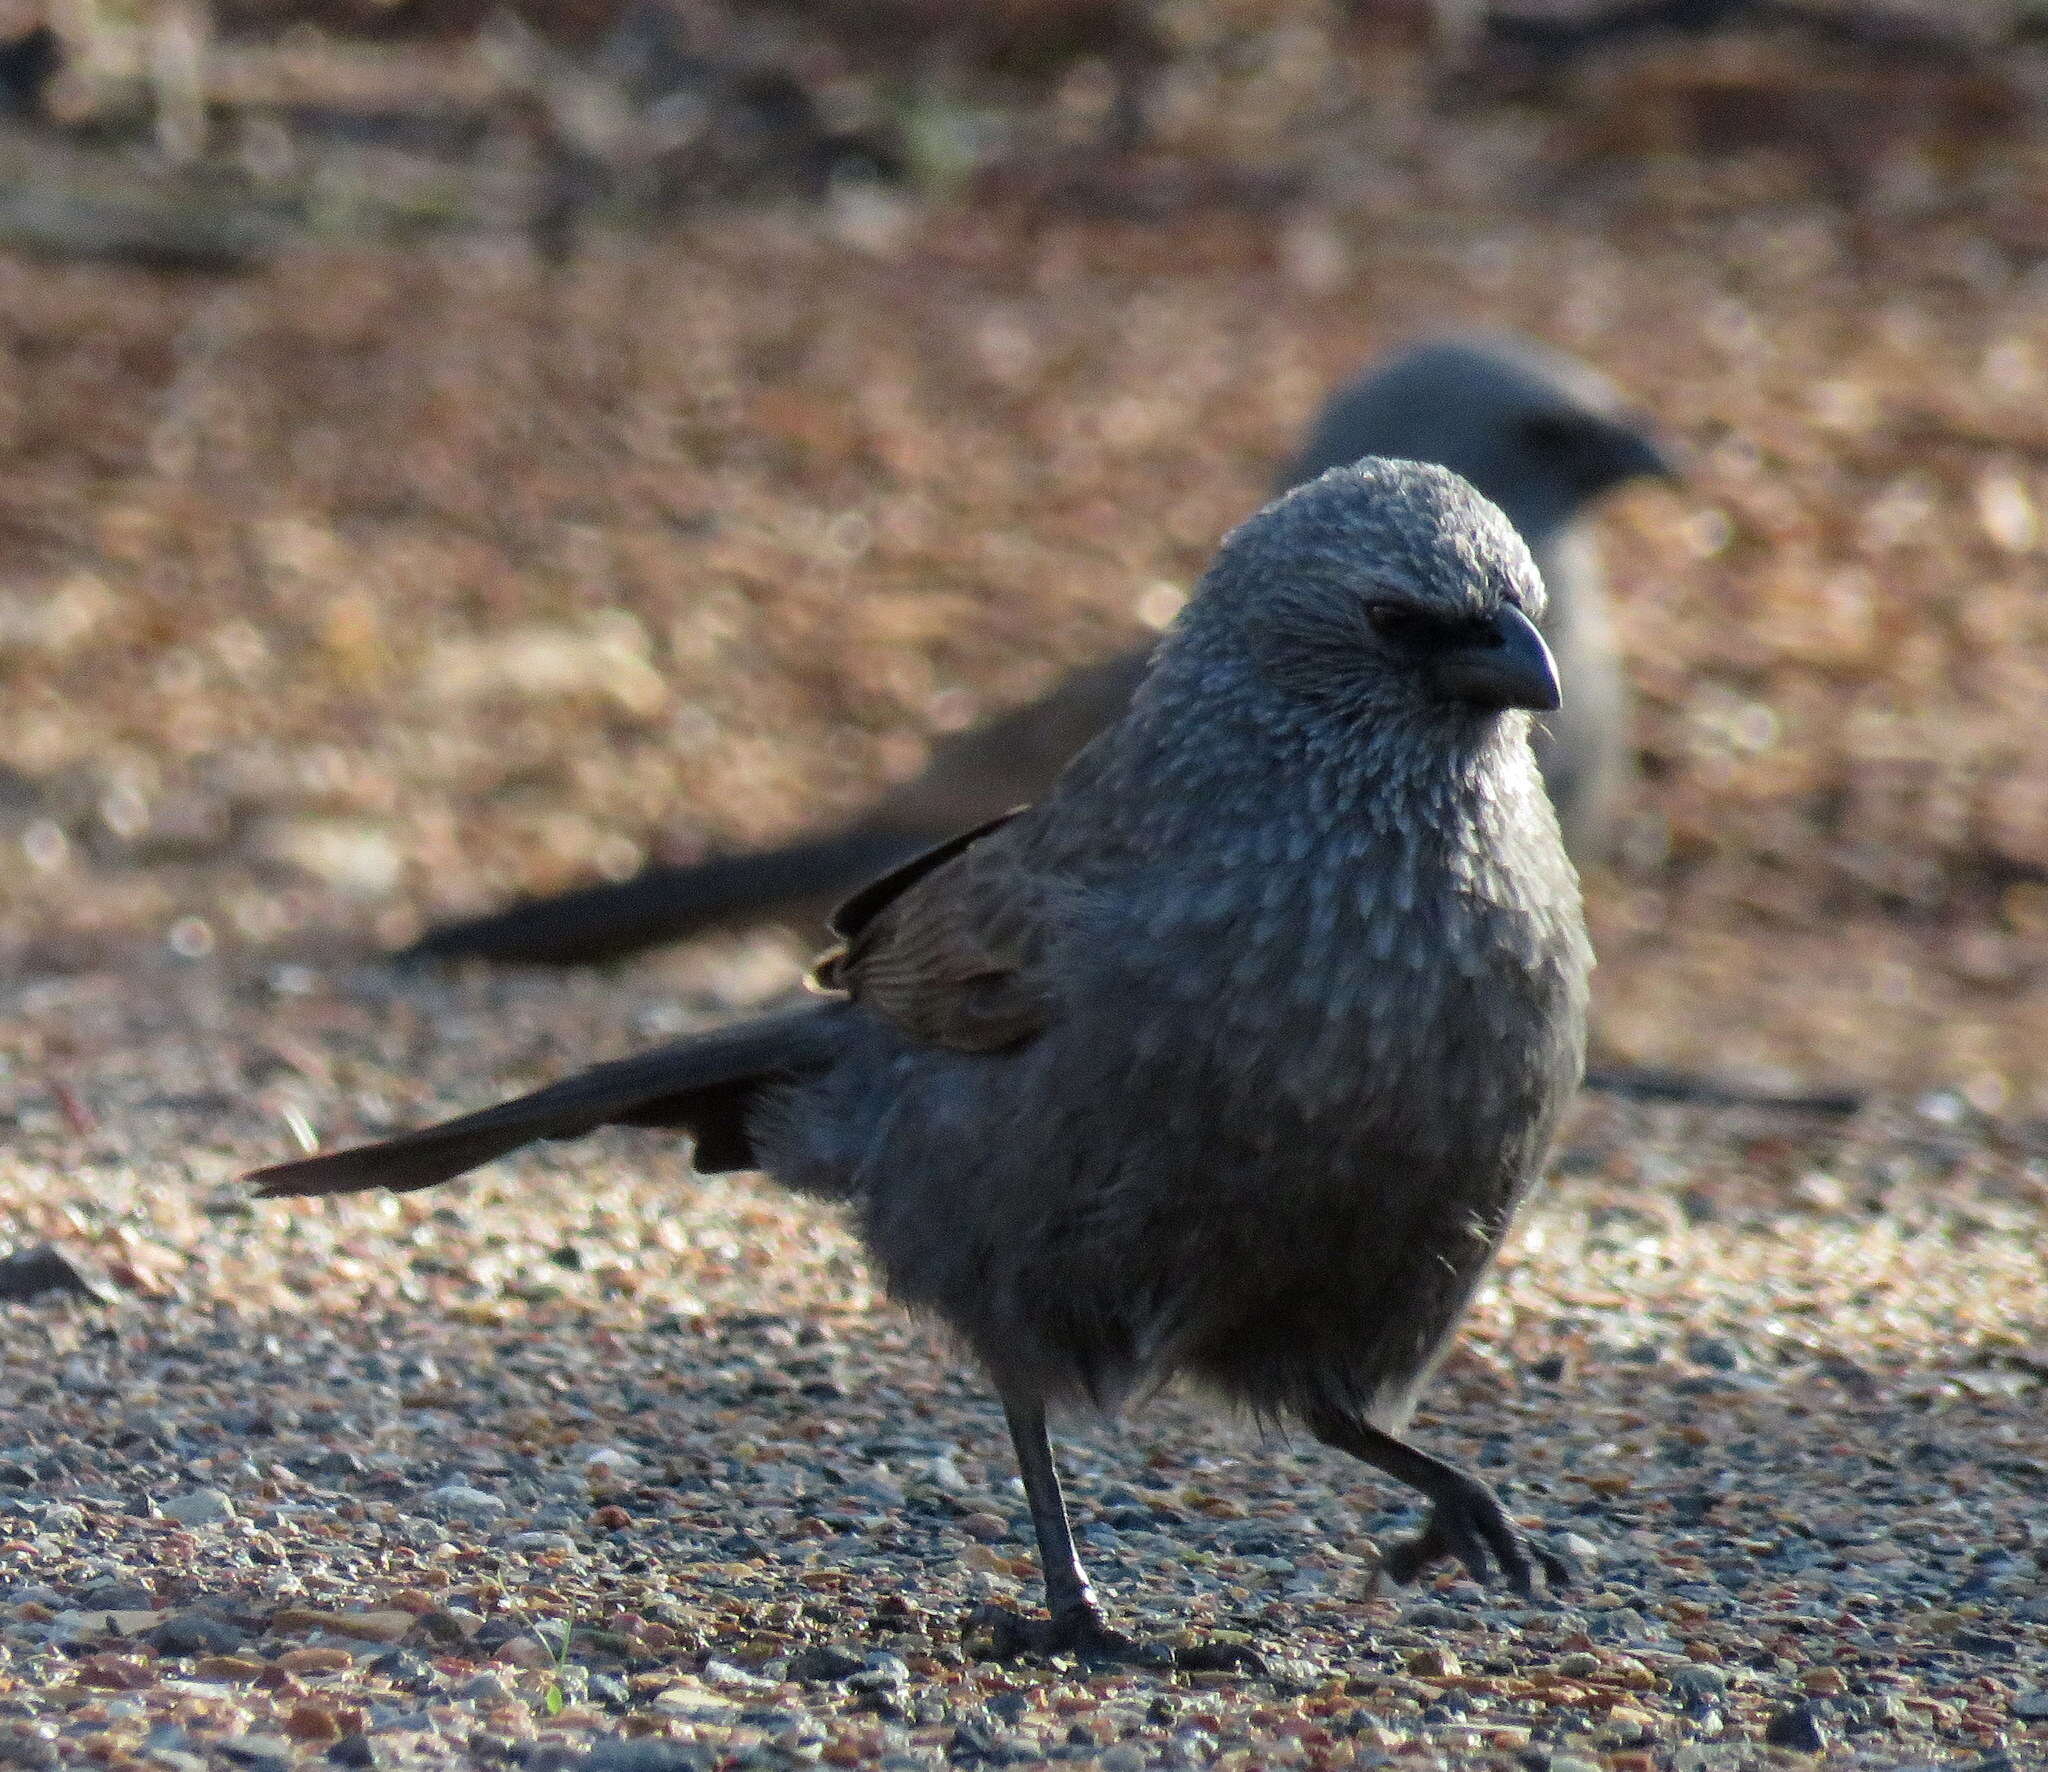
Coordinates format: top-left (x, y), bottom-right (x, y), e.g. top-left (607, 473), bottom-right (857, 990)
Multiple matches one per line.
top-left (256, 460), bottom-right (1593, 1662)
top-left (397, 333), bottom-right (1669, 967)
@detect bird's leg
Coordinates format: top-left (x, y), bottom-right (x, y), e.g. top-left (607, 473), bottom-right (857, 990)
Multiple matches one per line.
top-left (1308, 1410), bottom-right (1569, 1599)
top-left (997, 1392), bottom-right (1150, 1661)
top-left (968, 1393), bottom-right (1261, 1673)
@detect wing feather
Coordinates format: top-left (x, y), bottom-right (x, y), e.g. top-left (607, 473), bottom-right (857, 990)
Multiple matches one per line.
top-left (810, 807), bottom-right (1056, 1052)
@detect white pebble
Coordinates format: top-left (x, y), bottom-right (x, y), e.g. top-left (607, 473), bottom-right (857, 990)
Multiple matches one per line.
top-left (159, 1488), bottom-right (235, 1527)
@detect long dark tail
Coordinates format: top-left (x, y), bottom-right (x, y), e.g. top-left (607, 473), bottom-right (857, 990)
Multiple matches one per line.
top-left (249, 1005), bottom-right (844, 1199)
top-left (394, 829), bottom-right (930, 968)
top-left (1583, 1065), bottom-right (1862, 1118)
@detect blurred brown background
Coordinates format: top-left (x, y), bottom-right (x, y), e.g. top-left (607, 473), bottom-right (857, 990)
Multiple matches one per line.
top-left (3, 0), bottom-right (2048, 1107)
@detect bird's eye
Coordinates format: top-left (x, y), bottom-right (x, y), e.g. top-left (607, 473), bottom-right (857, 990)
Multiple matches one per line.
top-left (1366, 602), bottom-right (1446, 647)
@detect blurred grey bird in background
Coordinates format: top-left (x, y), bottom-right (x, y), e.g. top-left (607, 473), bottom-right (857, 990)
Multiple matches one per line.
top-left (398, 332), bottom-right (1671, 968)
top-left (1281, 335), bottom-right (1667, 861)
top-left (257, 460), bottom-right (1594, 1664)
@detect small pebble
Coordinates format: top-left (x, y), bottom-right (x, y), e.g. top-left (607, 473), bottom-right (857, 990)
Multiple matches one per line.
top-left (1763, 1701), bottom-right (1831, 1752)
top-left (456, 1673), bottom-right (515, 1705)
top-left (158, 1488), bottom-right (235, 1527)
top-left (585, 1743), bottom-right (716, 1772)
top-left (420, 1483), bottom-right (505, 1522)
top-left (496, 1633), bottom-right (553, 1670)
top-left (150, 1610), bottom-right (248, 1655)
top-left (788, 1644), bottom-right (865, 1681)
top-left (216, 1736), bottom-right (295, 1771)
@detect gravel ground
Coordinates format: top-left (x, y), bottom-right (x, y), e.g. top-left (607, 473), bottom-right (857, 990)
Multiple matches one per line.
top-left (1, 955), bottom-right (2045, 1771)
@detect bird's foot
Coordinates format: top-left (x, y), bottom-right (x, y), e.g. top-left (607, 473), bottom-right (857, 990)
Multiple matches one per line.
top-left (964, 1601), bottom-right (1169, 1668)
top-left (1378, 1473), bottom-right (1571, 1600)
top-left (1170, 1634), bottom-right (1269, 1675)
top-left (963, 1603), bottom-right (1264, 1674)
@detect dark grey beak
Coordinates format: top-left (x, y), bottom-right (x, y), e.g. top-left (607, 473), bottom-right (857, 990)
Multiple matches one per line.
top-left (1431, 604), bottom-right (1561, 713)
top-left (1610, 421), bottom-right (1681, 488)
top-left (1522, 410), bottom-right (1682, 494)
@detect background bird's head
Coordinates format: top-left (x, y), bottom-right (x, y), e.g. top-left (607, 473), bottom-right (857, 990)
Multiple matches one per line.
top-left (1186, 457), bottom-right (1560, 737)
top-left (1284, 333), bottom-right (1678, 548)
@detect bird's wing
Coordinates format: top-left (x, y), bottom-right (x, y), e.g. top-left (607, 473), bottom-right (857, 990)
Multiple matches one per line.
top-left (811, 807), bottom-right (1055, 1052)
top-left (824, 807), bottom-right (1026, 947)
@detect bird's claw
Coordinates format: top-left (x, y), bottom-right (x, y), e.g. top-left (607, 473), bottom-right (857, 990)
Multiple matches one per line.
top-left (963, 1603), bottom-right (1264, 1674)
top-left (1043, 1606), bottom-right (1175, 1669)
top-left (963, 1602), bottom-right (1167, 1668)
top-left (1170, 1636), bottom-right (1268, 1675)
top-left (1379, 1475), bottom-right (1568, 1600)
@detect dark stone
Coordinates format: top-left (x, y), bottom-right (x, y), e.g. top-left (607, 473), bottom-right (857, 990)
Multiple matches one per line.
top-left (366, 1648), bottom-right (428, 1682)
top-left (216, 1410), bottom-right (274, 1438)
top-left (0, 1726), bottom-right (59, 1769)
top-left (583, 1741), bottom-right (716, 1772)
top-left (217, 1737), bottom-right (295, 1771)
top-left (1668, 1666), bottom-right (1728, 1702)
top-left (787, 1644), bottom-right (865, 1682)
top-left (1685, 1334), bottom-right (1742, 1371)
top-left (302, 1449), bottom-right (366, 1480)
top-left (327, 1737), bottom-right (381, 1769)
top-left (0, 1245), bottom-right (103, 1304)
top-left (74, 1581), bottom-right (154, 1610)
top-left (1763, 1702), bottom-right (1830, 1752)
top-left (416, 1610), bottom-right (472, 1646)
top-left (949, 1716), bottom-right (1008, 1763)
top-left (149, 1610), bottom-right (248, 1656)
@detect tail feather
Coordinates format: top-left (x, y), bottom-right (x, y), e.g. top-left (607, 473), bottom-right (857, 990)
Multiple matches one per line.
top-left (249, 1005), bottom-right (839, 1199)
top-left (395, 829), bottom-right (931, 967)
top-left (394, 656), bottom-right (1153, 970)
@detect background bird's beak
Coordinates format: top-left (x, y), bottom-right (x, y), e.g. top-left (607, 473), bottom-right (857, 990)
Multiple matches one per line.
top-left (1611, 421), bottom-right (1681, 486)
top-left (1431, 604), bottom-right (1561, 713)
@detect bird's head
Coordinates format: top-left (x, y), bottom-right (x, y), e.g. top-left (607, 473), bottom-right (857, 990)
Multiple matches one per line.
top-left (1194, 456), bottom-right (1561, 728)
top-left (1284, 334), bottom-right (1677, 546)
